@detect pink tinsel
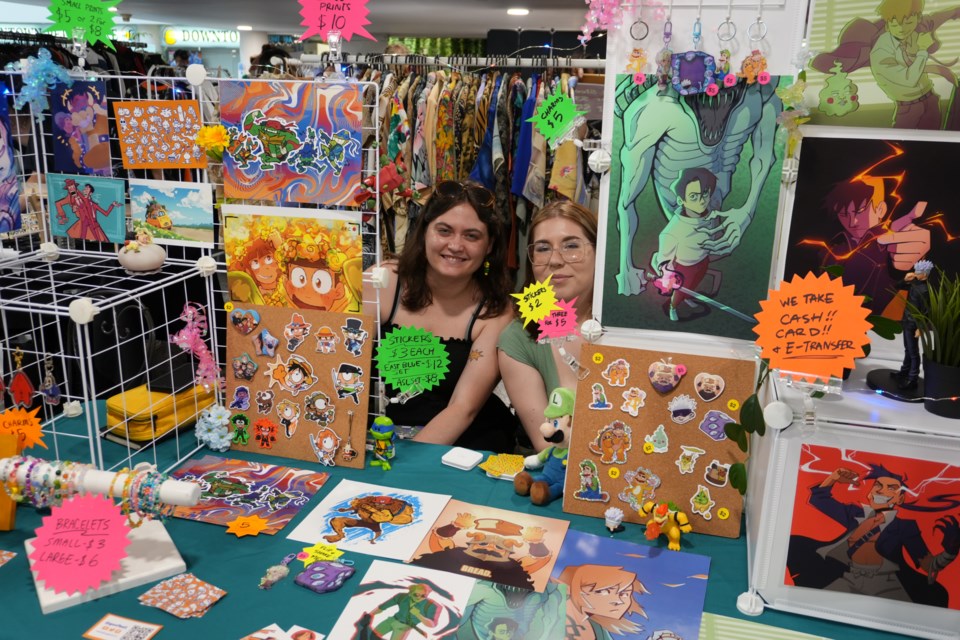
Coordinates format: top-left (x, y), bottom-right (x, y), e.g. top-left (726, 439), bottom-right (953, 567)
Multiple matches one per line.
top-left (169, 303), bottom-right (221, 390)
top-left (580, 0), bottom-right (624, 43)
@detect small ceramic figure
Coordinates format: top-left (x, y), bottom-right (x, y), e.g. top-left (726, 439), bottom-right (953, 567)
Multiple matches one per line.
top-left (896, 259), bottom-right (933, 390)
top-left (118, 224), bottom-right (166, 274)
top-left (369, 416), bottom-right (396, 470)
top-left (514, 388), bottom-right (575, 506)
top-left (638, 500), bottom-right (692, 551)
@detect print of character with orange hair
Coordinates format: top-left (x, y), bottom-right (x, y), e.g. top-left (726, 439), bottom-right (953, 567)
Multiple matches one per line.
top-left (310, 426), bottom-right (341, 466)
top-left (553, 564), bottom-right (649, 639)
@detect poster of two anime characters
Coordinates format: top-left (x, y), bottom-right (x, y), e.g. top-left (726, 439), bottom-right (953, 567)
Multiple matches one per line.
top-left (602, 68), bottom-right (785, 341)
top-left (806, 0), bottom-right (960, 131)
top-left (780, 136), bottom-right (960, 325)
top-left (786, 444), bottom-right (960, 611)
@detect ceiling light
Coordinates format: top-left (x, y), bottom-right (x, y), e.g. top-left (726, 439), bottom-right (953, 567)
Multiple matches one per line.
top-left (108, 6), bottom-right (117, 11)
top-left (237, 25), bottom-right (253, 31)
top-left (507, 8), bottom-right (529, 16)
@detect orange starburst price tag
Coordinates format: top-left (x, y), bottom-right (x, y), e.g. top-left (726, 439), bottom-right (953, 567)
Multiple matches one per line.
top-left (753, 272), bottom-right (872, 383)
top-left (225, 515), bottom-right (270, 538)
top-left (0, 407), bottom-right (46, 450)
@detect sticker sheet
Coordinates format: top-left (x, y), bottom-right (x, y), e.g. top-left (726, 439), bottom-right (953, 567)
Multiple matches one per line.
top-left (786, 444), bottom-right (960, 610)
top-left (806, 0), bottom-right (960, 131)
top-left (168, 455), bottom-right (329, 535)
top-left (286, 479), bottom-right (451, 560)
top-left (602, 74), bottom-right (784, 341)
top-left (47, 173), bottom-right (125, 243)
top-left (409, 499), bottom-right (570, 592)
top-left (138, 573), bottom-right (225, 619)
top-left (780, 136), bottom-right (960, 321)
top-left (113, 100), bottom-right (206, 169)
top-left (0, 97), bottom-right (20, 234)
top-left (225, 303), bottom-right (371, 468)
top-left (327, 560), bottom-right (476, 640)
top-left (563, 345), bottom-right (756, 539)
top-left (223, 205), bottom-right (363, 313)
top-left (551, 530), bottom-right (710, 640)
top-left (220, 80), bottom-right (362, 206)
top-left (129, 179), bottom-right (214, 247)
top-left (50, 80), bottom-right (111, 176)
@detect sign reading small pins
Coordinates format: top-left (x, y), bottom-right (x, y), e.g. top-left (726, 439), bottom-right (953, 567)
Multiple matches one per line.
top-left (46, 0), bottom-right (120, 49)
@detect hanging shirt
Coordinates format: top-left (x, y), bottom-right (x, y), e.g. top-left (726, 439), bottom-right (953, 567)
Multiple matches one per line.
top-left (523, 80), bottom-right (547, 208)
top-left (435, 72), bottom-right (459, 182)
top-left (469, 73), bottom-right (503, 190)
top-left (512, 74), bottom-right (537, 197)
top-left (411, 72), bottom-right (437, 190)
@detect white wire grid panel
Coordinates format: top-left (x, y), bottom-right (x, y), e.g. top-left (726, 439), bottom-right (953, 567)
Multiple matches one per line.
top-left (0, 68), bottom-right (383, 469)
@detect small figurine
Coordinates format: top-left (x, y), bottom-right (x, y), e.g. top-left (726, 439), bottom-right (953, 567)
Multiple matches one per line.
top-left (514, 388), bottom-right (575, 506)
top-left (604, 507), bottom-right (625, 534)
top-left (369, 416), bottom-right (396, 470)
top-left (117, 223), bottom-right (166, 273)
top-left (638, 500), bottom-right (692, 551)
top-left (895, 259), bottom-right (933, 391)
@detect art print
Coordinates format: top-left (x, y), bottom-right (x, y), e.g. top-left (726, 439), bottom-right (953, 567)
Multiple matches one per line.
top-left (168, 454), bottom-right (329, 535)
top-left (220, 80), bottom-right (362, 205)
top-left (287, 479), bottom-right (451, 561)
top-left (327, 560), bottom-right (475, 640)
top-left (50, 80), bottom-right (111, 176)
top-left (786, 444), bottom-right (960, 610)
top-left (780, 136), bottom-right (960, 320)
top-left (0, 97), bottom-right (20, 234)
top-left (807, 0), bottom-right (960, 130)
top-left (223, 205), bottom-right (363, 313)
top-left (551, 530), bottom-right (710, 640)
top-left (602, 74), bottom-right (784, 340)
top-left (114, 100), bottom-right (205, 169)
top-left (456, 580), bottom-right (567, 640)
top-left (47, 173), bottom-right (125, 243)
top-left (129, 179), bottom-right (214, 247)
top-left (409, 499), bottom-right (569, 592)
top-left (226, 303), bottom-right (371, 468)
top-left (564, 345), bottom-right (756, 539)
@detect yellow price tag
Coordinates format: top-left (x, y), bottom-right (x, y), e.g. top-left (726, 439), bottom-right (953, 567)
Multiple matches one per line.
top-left (510, 275), bottom-right (560, 327)
top-left (592, 353), bottom-right (604, 364)
top-left (608, 467), bottom-right (620, 479)
top-left (642, 442), bottom-right (655, 454)
top-left (717, 508), bottom-right (730, 520)
top-left (299, 542), bottom-right (344, 566)
top-left (224, 302), bottom-right (235, 312)
top-left (727, 399), bottom-right (740, 412)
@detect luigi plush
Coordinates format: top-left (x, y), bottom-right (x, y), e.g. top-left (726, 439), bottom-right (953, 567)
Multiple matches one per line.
top-left (514, 388), bottom-right (575, 506)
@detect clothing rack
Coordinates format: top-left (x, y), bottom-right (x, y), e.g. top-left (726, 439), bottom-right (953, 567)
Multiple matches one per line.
top-left (0, 30), bottom-right (70, 47)
top-left (301, 53), bottom-right (607, 71)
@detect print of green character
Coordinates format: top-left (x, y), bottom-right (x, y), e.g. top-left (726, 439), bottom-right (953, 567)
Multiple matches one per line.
top-left (811, 0), bottom-right (960, 130)
top-left (242, 109), bottom-right (303, 169)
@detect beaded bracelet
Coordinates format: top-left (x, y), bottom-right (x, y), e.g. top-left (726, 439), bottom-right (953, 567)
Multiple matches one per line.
top-left (28, 462), bottom-right (53, 509)
top-left (124, 470), bottom-right (147, 528)
top-left (107, 468), bottom-right (130, 505)
top-left (21, 458), bottom-right (42, 507)
top-left (141, 470), bottom-right (168, 521)
top-left (3, 456), bottom-right (27, 503)
top-left (119, 470), bottom-right (137, 518)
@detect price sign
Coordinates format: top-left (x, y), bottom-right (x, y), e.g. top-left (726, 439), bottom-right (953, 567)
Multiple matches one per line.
top-left (375, 326), bottom-right (450, 393)
top-left (298, 542), bottom-right (343, 566)
top-left (511, 275), bottom-right (561, 327)
top-left (299, 0), bottom-right (376, 42)
top-left (28, 494), bottom-right (131, 595)
top-left (225, 514), bottom-right (270, 537)
top-left (527, 87), bottom-right (586, 146)
top-left (46, 0), bottom-right (121, 49)
top-left (0, 407), bottom-right (46, 450)
top-left (538, 297), bottom-right (579, 342)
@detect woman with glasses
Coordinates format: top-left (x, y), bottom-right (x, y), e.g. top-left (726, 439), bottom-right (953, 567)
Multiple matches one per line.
top-left (498, 200), bottom-right (597, 451)
top-left (373, 180), bottom-right (518, 453)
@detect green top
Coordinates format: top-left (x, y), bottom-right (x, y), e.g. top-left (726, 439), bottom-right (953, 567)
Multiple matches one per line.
top-left (497, 319), bottom-right (561, 395)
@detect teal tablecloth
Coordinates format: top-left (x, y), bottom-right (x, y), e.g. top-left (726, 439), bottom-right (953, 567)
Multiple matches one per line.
top-left (0, 440), bottom-right (915, 639)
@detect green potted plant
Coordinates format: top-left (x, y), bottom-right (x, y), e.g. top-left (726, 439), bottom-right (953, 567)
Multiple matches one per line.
top-left (907, 267), bottom-right (960, 419)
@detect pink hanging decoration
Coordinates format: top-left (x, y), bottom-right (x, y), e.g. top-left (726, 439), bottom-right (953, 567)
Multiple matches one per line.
top-left (299, 0), bottom-right (376, 42)
top-left (169, 303), bottom-right (221, 390)
top-left (580, 0), bottom-right (624, 44)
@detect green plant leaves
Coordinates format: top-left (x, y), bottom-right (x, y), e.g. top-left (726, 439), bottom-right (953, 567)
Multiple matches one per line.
top-left (740, 394), bottom-right (765, 437)
top-left (730, 463), bottom-right (748, 495)
top-left (868, 314), bottom-right (901, 340)
top-left (724, 422), bottom-right (749, 453)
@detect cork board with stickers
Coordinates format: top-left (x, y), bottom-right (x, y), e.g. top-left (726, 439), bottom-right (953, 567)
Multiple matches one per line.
top-left (226, 303), bottom-right (371, 469)
top-left (562, 345), bottom-right (756, 538)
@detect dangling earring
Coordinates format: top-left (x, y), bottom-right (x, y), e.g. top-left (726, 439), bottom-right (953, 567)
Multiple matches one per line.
top-left (483, 260), bottom-right (490, 276)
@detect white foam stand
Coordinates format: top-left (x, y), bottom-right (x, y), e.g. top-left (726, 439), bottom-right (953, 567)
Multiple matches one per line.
top-left (25, 519), bottom-right (186, 614)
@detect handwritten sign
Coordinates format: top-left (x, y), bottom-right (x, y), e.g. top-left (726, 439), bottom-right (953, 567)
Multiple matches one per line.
top-left (511, 275), bottom-right (561, 327)
top-left (298, 542), bottom-right (343, 566)
top-left (0, 407), bottom-right (46, 450)
top-left (375, 326), bottom-right (450, 393)
top-left (299, 0), bottom-right (376, 42)
top-left (753, 271), bottom-right (871, 383)
top-left (538, 297), bottom-right (579, 342)
top-left (225, 514), bottom-right (270, 537)
top-left (46, 0), bottom-right (120, 49)
top-left (28, 494), bottom-right (130, 595)
top-left (527, 87), bottom-right (585, 146)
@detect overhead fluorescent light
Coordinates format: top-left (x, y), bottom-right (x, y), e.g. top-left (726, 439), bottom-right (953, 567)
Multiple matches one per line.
top-left (507, 8), bottom-right (529, 16)
top-left (107, 6), bottom-right (118, 11)
top-left (237, 25), bottom-right (253, 31)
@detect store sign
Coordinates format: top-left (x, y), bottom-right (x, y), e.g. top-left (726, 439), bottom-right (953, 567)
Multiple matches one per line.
top-left (163, 26), bottom-right (240, 48)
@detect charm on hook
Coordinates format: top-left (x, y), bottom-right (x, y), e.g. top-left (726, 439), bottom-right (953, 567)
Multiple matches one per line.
top-left (40, 357), bottom-right (61, 406)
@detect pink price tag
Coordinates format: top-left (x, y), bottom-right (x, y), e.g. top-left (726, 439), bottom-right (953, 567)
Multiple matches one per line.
top-left (633, 72), bottom-right (646, 85)
top-left (299, 0), bottom-right (376, 42)
top-left (28, 494), bottom-right (131, 595)
top-left (758, 71), bottom-right (771, 85)
top-left (723, 74), bottom-right (737, 87)
top-left (705, 83), bottom-right (719, 96)
top-left (537, 298), bottom-right (580, 342)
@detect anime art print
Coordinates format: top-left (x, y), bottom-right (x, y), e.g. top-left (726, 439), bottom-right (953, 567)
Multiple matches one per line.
top-left (455, 580), bottom-right (567, 640)
top-left (113, 100), bottom-right (205, 169)
top-left (129, 179), bottom-right (214, 246)
top-left (168, 455), bottom-right (329, 535)
top-left (0, 97), bottom-right (20, 234)
top-left (781, 136), bottom-right (960, 320)
top-left (550, 530), bottom-right (710, 640)
top-left (223, 205), bottom-right (363, 313)
top-left (409, 499), bottom-right (569, 592)
top-left (50, 80), bottom-right (111, 176)
top-left (220, 80), bottom-right (362, 206)
top-left (47, 173), bottom-right (125, 243)
top-left (602, 74), bottom-right (784, 341)
top-left (286, 479), bottom-right (451, 561)
top-left (327, 560), bottom-right (476, 640)
top-left (786, 444), bottom-right (960, 610)
top-left (807, 0), bottom-right (960, 130)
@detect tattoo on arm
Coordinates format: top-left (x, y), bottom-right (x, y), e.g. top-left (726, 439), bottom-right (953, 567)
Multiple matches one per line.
top-left (467, 349), bottom-right (483, 362)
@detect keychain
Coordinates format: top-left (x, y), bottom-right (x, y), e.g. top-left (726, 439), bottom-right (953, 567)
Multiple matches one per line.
top-left (627, 0), bottom-right (649, 84)
top-left (7, 347), bottom-right (35, 408)
top-left (39, 356), bottom-right (62, 406)
top-left (715, 0), bottom-right (737, 89)
top-left (668, 0), bottom-right (716, 96)
top-left (340, 410), bottom-right (359, 462)
top-left (655, 0), bottom-right (674, 90)
top-left (739, 0), bottom-right (770, 85)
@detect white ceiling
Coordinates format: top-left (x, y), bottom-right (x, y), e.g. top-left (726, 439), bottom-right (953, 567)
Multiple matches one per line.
top-left (7, 0), bottom-right (590, 38)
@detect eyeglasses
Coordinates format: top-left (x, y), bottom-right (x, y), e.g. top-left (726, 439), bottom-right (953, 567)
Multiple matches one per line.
top-left (434, 180), bottom-right (495, 208)
top-left (527, 239), bottom-right (593, 265)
